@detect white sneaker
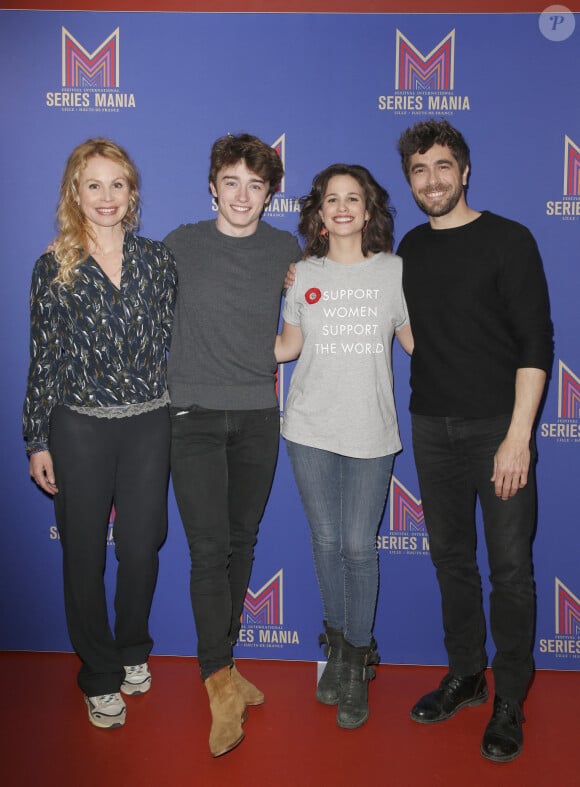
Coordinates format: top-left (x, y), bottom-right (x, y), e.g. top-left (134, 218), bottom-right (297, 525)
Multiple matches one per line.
top-left (85, 693), bottom-right (126, 728)
top-left (121, 662), bottom-right (152, 695)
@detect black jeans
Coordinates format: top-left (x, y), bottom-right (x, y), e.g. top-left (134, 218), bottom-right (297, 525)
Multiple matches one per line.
top-left (170, 405), bottom-right (280, 679)
top-left (50, 405), bottom-right (170, 696)
top-left (412, 413), bottom-right (537, 701)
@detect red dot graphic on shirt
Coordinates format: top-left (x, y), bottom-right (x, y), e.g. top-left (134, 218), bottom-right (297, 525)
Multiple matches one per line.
top-left (305, 287), bottom-right (322, 304)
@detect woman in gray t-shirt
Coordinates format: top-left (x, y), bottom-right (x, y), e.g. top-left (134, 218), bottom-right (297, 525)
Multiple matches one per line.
top-left (276, 164), bottom-right (413, 730)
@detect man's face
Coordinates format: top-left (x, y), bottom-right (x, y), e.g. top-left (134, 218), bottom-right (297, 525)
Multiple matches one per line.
top-left (408, 143), bottom-right (468, 219)
top-left (210, 160), bottom-right (270, 237)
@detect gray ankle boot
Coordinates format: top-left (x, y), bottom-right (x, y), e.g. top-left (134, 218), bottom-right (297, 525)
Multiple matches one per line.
top-left (336, 639), bottom-right (379, 729)
top-left (316, 623), bottom-right (345, 705)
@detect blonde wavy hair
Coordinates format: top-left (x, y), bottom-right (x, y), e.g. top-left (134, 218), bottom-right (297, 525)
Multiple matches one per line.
top-left (53, 138), bottom-right (140, 286)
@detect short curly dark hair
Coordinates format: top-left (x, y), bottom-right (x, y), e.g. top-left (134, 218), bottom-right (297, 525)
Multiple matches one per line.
top-left (397, 119), bottom-right (471, 183)
top-left (298, 163), bottom-right (395, 259)
top-left (209, 133), bottom-right (283, 198)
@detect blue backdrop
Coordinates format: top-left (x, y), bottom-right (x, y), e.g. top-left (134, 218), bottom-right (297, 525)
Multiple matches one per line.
top-left (1, 11), bottom-right (579, 670)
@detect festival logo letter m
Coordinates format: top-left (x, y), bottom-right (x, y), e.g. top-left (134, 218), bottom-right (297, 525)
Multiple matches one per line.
top-left (563, 135), bottom-right (580, 197)
top-left (271, 133), bottom-right (286, 194)
top-left (389, 476), bottom-right (425, 532)
top-left (395, 30), bottom-right (455, 91)
top-left (62, 27), bottom-right (119, 88)
top-left (555, 578), bottom-right (580, 637)
top-left (558, 360), bottom-right (580, 419)
top-left (243, 569), bottom-right (283, 626)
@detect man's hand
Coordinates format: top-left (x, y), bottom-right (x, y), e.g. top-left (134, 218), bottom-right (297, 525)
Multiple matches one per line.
top-left (491, 367), bottom-right (547, 500)
top-left (30, 450), bottom-right (59, 495)
top-left (491, 436), bottom-right (530, 500)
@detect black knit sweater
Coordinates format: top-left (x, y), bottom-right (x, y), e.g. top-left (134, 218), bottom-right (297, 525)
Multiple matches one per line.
top-left (398, 211), bottom-right (554, 417)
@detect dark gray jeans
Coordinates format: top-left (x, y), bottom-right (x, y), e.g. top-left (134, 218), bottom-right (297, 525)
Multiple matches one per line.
top-left (412, 413), bottom-right (537, 701)
top-left (170, 405), bottom-right (280, 680)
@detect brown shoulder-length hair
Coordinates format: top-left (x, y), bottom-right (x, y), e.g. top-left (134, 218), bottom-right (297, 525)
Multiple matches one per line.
top-left (298, 164), bottom-right (395, 259)
top-left (53, 138), bottom-right (140, 286)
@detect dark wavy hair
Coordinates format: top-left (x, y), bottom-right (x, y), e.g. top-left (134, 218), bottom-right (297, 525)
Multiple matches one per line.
top-left (209, 133), bottom-right (284, 198)
top-left (397, 119), bottom-right (471, 183)
top-left (298, 164), bottom-right (395, 258)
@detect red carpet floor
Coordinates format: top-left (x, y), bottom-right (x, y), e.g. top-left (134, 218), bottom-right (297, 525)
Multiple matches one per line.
top-left (0, 652), bottom-right (577, 787)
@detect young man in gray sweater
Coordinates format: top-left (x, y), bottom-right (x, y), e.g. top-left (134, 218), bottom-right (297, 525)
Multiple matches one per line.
top-left (164, 134), bottom-right (301, 757)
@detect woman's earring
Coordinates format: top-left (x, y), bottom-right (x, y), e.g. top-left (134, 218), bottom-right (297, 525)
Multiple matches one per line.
top-left (319, 226), bottom-right (329, 238)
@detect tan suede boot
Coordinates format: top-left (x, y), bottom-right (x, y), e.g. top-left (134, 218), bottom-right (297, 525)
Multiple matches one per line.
top-left (231, 662), bottom-right (265, 706)
top-left (204, 666), bottom-right (246, 757)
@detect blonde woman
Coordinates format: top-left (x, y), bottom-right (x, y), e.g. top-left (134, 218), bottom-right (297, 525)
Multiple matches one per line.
top-left (23, 139), bottom-right (177, 729)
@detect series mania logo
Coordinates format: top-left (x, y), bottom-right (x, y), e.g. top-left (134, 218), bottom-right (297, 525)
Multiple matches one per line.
top-left (238, 569), bottom-right (300, 648)
top-left (378, 30), bottom-right (470, 116)
top-left (378, 476), bottom-right (429, 555)
top-left (546, 135), bottom-right (580, 220)
top-left (45, 28), bottom-right (136, 112)
top-left (540, 360), bottom-right (580, 443)
top-left (538, 578), bottom-right (580, 659)
top-left (211, 134), bottom-right (300, 218)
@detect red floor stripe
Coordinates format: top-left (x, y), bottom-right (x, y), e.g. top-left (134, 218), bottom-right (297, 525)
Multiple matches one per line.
top-left (0, 652), bottom-right (577, 787)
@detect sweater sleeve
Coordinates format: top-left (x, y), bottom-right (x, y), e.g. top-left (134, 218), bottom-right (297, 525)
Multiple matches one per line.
top-left (498, 224), bottom-right (554, 374)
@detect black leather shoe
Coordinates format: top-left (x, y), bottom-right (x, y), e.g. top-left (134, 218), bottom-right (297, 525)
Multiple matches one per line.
top-left (410, 671), bottom-right (488, 724)
top-left (481, 695), bottom-right (523, 762)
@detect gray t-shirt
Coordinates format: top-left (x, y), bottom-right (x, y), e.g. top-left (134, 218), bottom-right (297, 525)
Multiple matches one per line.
top-left (281, 252), bottom-right (408, 458)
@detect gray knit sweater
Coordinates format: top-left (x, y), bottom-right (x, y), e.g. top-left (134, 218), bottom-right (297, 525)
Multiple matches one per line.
top-left (165, 219), bottom-right (301, 409)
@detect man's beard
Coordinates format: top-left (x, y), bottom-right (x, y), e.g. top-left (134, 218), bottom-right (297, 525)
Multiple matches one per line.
top-left (413, 182), bottom-right (464, 218)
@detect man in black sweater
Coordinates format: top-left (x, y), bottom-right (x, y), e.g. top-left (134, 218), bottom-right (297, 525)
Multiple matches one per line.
top-left (397, 120), bottom-right (553, 763)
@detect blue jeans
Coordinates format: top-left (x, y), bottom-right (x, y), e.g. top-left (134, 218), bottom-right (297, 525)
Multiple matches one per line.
top-left (411, 414), bottom-right (537, 701)
top-left (170, 405), bottom-right (280, 679)
top-left (286, 440), bottom-right (394, 647)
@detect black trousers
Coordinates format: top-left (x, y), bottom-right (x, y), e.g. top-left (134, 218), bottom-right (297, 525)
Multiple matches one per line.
top-left (170, 405), bottom-right (279, 680)
top-left (50, 405), bottom-right (170, 696)
top-left (412, 413), bottom-right (537, 702)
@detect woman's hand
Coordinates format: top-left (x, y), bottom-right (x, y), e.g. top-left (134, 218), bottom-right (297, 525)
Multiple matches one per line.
top-left (396, 324), bottom-right (414, 355)
top-left (284, 262), bottom-right (297, 291)
top-left (30, 450), bottom-right (59, 495)
top-left (275, 321), bottom-right (304, 363)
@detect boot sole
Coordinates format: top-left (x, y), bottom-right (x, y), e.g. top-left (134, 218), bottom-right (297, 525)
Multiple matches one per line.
top-left (337, 711), bottom-right (369, 729)
top-left (211, 731), bottom-right (245, 758)
top-left (243, 697), bottom-right (265, 706)
top-left (410, 689), bottom-right (488, 724)
top-left (316, 692), bottom-right (339, 706)
top-left (480, 743), bottom-right (522, 763)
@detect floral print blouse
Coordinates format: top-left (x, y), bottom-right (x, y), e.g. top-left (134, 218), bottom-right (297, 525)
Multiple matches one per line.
top-left (23, 233), bottom-right (177, 455)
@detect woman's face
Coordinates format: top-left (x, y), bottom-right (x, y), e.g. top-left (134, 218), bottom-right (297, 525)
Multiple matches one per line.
top-left (319, 174), bottom-right (369, 240)
top-left (77, 155), bottom-right (130, 232)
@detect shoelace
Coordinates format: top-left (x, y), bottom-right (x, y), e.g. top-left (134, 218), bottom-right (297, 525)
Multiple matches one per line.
top-left (494, 700), bottom-right (523, 724)
top-left (125, 664), bottom-right (146, 677)
top-left (95, 693), bottom-right (120, 705)
top-left (442, 675), bottom-right (464, 693)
